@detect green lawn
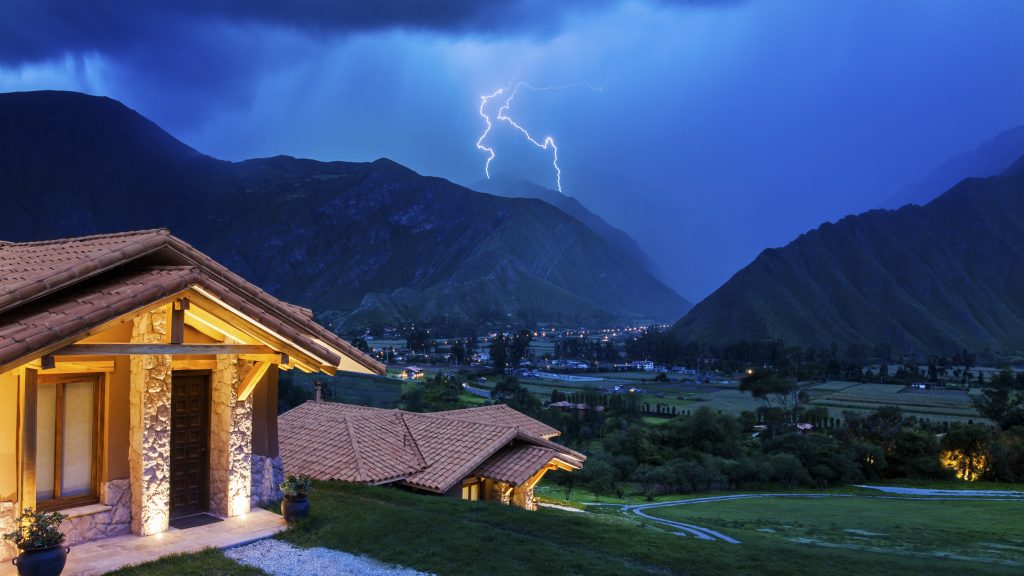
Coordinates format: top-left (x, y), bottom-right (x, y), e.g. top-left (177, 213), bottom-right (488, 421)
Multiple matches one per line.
top-left (645, 495), bottom-right (1024, 571)
top-left (105, 549), bottom-right (265, 576)
top-left (106, 482), bottom-right (1024, 576)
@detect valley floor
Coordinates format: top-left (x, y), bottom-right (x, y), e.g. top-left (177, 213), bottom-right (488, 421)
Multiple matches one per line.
top-left (105, 481), bottom-right (1024, 576)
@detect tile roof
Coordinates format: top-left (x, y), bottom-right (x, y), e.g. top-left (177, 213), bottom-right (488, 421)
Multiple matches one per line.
top-left (439, 404), bottom-right (561, 439)
top-left (279, 401), bottom-right (585, 494)
top-left (474, 445), bottom-right (558, 486)
top-left (0, 229), bottom-right (384, 375)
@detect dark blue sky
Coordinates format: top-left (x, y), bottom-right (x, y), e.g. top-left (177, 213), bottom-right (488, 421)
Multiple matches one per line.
top-left (2, 0), bottom-right (1023, 302)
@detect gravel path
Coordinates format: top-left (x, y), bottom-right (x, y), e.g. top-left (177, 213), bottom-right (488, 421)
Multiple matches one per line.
top-left (225, 539), bottom-right (433, 576)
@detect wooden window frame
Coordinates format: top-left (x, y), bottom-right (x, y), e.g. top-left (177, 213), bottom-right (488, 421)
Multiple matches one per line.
top-left (35, 373), bottom-right (104, 512)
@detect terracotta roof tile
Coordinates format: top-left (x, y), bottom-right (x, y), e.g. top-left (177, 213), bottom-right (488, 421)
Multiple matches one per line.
top-left (439, 404), bottom-right (561, 439)
top-left (0, 230), bottom-right (384, 375)
top-left (474, 445), bottom-right (558, 486)
top-left (278, 401), bottom-right (585, 494)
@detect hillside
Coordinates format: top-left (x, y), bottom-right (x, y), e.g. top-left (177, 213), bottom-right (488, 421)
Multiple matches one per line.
top-left (674, 162), bottom-right (1024, 358)
top-left (0, 90), bottom-right (690, 330)
top-left (473, 176), bottom-right (658, 274)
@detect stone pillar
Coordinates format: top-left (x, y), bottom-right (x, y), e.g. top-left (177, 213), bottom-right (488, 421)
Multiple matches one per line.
top-left (129, 307), bottom-right (172, 536)
top-left (210, 355), bottom-right (252, 518)
top-left (0, 501), bottom-right (17, 561)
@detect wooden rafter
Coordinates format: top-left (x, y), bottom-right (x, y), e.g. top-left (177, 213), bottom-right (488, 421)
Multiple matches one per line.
top-left (237, 361), bottom-right (272, 402)
top-left (54, 343), bottom-right (276, 356)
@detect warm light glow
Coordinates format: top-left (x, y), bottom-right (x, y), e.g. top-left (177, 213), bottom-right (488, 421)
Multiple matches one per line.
top-left (940, 450), bottom-right (987, 481)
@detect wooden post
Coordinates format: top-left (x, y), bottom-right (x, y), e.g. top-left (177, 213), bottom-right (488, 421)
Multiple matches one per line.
top-left (20, 368), bottom-right (37, 511)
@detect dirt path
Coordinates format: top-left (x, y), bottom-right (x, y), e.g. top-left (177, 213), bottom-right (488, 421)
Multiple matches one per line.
top-left (620, 487), bottom-right (1024, 543)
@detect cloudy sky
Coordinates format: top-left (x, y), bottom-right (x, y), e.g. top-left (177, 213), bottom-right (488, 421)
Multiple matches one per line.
top-left (2, 0), bottom-right (1023, 302)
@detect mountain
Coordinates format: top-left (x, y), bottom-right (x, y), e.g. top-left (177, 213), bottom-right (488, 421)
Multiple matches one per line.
top-left (882, 125), bottom-right (1024, 209)
top-left (0, 90), bottom-right (690, 330)
top-left (674, 161), bottom-right (1024, 358)
top-left (472, 176), bottom-right (658, 275)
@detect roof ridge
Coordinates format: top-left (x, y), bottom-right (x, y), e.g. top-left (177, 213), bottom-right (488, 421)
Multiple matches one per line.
top-left (0, 228), bottom-right (169, 247)
top-left (344, 416), bottom-right (369, 482)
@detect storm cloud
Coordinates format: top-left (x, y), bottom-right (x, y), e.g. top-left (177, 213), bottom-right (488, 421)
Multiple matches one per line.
top-left (1, 0), bottom-right (1022, 302)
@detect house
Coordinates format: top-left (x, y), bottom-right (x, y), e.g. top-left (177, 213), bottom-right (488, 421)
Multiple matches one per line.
top-left (278, 401), bottom-right (585, 510)
top-left (0, 230), bottom-right (384, 561)
top-left (402, 366), bottom-right (425, 380)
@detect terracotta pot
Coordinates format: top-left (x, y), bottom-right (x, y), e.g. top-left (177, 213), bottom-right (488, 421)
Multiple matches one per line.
top-left (281, 495), bottom-right (310, 522)
top-left (11, 544), bottom-right (69, 576)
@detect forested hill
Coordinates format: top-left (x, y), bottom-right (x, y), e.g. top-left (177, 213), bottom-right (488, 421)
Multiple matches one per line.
top-left (674, 159), bottom-right (1024, 359)
top-left (0, 90), bottom-right (690, 331)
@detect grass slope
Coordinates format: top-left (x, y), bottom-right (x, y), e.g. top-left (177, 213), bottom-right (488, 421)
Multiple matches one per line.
top-left (646, 496), bottom-right (1024, 570)
top-left (277, 482), bottom-right (1022, 576)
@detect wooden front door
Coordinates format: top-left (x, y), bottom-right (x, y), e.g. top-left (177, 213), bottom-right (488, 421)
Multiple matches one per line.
top-left (170, 372), bottom-right (210, 519)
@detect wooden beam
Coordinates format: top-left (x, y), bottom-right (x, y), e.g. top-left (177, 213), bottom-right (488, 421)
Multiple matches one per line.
top-left (171, 359), bottom-right (218, 371)
top-left (54, 344), bottom-right (276, 356)
top-left (170, 306), bottom-right (185, 345)
top-left (40, 355), bottom-right (55, 370)
top-left (237, 361), bottom-right (272, 402)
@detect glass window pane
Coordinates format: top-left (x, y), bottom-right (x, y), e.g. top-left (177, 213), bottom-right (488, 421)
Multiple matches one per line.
top-left (35, 385), bottom-right (57, 502)
top-left (61, 381), bottom-right (94, 497)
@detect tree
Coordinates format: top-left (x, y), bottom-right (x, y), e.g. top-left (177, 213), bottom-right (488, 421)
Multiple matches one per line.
top-left (490, 334), bottom-right (509, 373)
top-left (973, 369), bottom-right (1024, 430)
top-left (490, 377), bottom-right (541, 415)
top-left (740, 369), bottom-right (797, 416)
top-left (510, 329), bottom-right (533, 366)
top-left (887, 429), bottom-right (948, 479)
top-left (940, 425), bottom-right (993, 481)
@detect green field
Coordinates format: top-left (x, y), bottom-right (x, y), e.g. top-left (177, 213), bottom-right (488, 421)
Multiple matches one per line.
top-left (108, 482), bottom-right (1024, 576)
top-left (645, 495), bottom-right (1024, 570)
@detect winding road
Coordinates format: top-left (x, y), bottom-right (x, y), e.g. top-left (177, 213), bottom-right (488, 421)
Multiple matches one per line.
top-left (618, 486), bottom-right (1024, 544)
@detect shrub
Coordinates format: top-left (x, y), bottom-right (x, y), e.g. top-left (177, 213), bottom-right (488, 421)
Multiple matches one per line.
top-left (3, 508), bottom-right (66, 551)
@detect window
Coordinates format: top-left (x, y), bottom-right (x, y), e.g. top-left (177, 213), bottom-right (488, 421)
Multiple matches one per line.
top-left (461, 480), bottom-right (480, 501)
top-left (36, 375), bottom-right (102, 510)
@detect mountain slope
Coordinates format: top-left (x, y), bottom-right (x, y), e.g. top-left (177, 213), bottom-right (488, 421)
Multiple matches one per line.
top-left (674, 165), bottom-right (1024, 357)
top-left (882, 125), bottom-right (1024, 209)
top-left (0, 90), bottom-right (689, 329)
top-left (473, 176), bottom-right (659, 275)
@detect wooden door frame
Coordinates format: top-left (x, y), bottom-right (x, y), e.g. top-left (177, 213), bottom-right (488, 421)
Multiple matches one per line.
top-left (169, 370), bottom-right (211, 519)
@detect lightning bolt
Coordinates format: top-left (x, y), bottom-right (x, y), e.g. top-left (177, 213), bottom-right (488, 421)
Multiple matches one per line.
top-left (476, 82), bottom-right (601, 193)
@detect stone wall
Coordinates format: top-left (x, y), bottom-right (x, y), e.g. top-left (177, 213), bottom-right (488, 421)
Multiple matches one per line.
top-left (251, 454), bottom-right (285, 507)
top-left (210, 355), bottom-right (252, 518)
top-left (60, 479), bottom-right (131, 546)
top-left (0, 500), bottom-right (16, 562)
top-left (129, 308), bottom-right (172, 536)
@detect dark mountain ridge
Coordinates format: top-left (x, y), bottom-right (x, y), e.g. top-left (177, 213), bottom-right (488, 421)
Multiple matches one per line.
top-left (674, 164), bottom-right (1024, 359)
top-left (0, 90), bottom-right (690, 331)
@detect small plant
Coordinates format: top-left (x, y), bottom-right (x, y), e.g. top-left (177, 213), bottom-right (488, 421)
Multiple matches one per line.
top-left (280, 474), bottom-right (313, 499)
top-left (3, 508), bottom-right (66, 551)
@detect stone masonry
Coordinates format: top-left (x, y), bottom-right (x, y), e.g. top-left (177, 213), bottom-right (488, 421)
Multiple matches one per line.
top-left (0, 500), bottom-right (16, 562)
top-left (129, 307), bottom-right (172, 536)
top-left (60, 479), bottom-right (132, 546)
top-left (210, 354), bottom-right (252, 518)
top-left (251, 454), bottom-right (285, 507)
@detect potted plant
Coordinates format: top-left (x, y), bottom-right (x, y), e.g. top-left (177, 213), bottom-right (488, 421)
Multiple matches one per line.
top-left (279, 474), bottom-right (313, 522)
top-left (3, 508), bottom-right (69, 576)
